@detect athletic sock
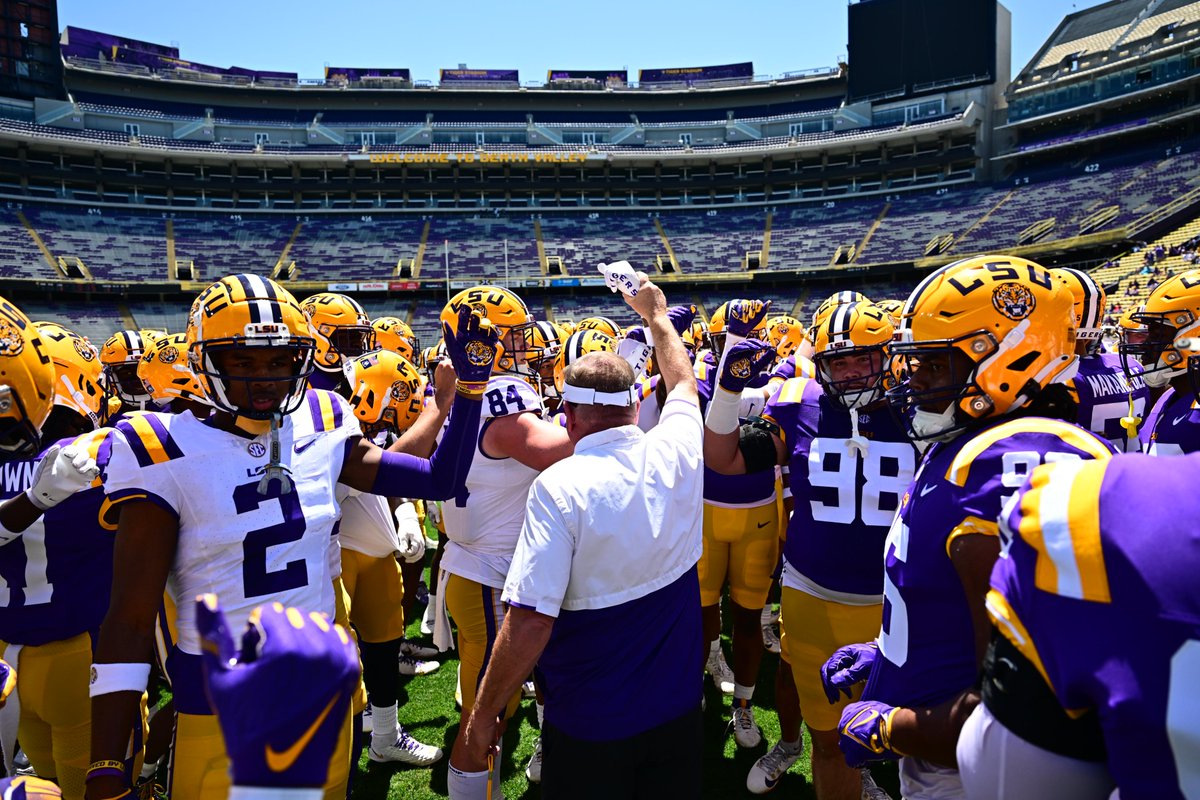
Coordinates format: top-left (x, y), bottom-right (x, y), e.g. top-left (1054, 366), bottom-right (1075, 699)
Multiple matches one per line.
top-left (370, 703), bottom-right (398, 751)
top-left (733, 683), bottom-right (755, 701)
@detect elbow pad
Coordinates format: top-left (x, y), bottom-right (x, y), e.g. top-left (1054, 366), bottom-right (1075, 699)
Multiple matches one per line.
top-left (738, 416), bottom-right (780, 474)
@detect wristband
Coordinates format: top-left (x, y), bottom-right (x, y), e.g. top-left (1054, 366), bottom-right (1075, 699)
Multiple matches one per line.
top-left (86, 768), bottom-right (125, 782)
top-left (88, 662), bottom-right (151, 697)
top-left (455, 380), bottom-right (488, 399)
top-left (88, 761), bottom-right (126, 774)
top-left (704, 387), bottom-right (743, 435)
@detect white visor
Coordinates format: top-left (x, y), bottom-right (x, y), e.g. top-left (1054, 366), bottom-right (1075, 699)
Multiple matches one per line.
top-left (561, 382), bottom-right (638, 407)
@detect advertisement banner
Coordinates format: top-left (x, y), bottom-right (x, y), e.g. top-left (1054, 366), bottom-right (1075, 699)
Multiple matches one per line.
top-left (388, 281), bottom-right (420, 291)
top-left (325, 67), bottom-right (412, 82)
top-left (547, 69), bottom-right (627, 85)
top-left (638, 61), bottom-right (753, 84)
top-left (439, 68), bottom-right (519, 83)
top-left (357, 281), bottom-right (388, 291)
top-left (549, 278), bottom-right (580, 287)
top-left (327, 282), bottom-right (358, 292)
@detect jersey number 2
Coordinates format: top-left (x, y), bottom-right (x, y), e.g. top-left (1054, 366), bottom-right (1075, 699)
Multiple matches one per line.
top-left (235, 482), bottom-right (309, 599)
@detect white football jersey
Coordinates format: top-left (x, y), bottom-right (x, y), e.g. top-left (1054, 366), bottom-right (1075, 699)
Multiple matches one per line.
top-left (440, 374), bottom-right (543, 588)
top-left (103, 390), bottom-right (361, 656)
top-left (336, 484), bottom-right (399, 558)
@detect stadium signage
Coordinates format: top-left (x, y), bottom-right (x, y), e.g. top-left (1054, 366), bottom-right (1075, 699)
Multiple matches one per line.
top-left (388, 281), bottom-right (420, 291)
top-left (327, 282), bottom-right (357, 291)
top-left (357, 282), bottom-right (388, 292)
top-left (361, 152), bottom-right (588, 165)
top-left (638, 61), bottom-right (753, 83)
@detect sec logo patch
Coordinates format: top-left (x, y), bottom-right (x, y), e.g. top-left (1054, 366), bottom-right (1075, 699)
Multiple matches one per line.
top-left (248, 442), bottom-right (267, 458)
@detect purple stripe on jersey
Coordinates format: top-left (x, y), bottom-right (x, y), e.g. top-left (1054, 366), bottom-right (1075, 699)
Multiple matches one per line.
top-left (330, 396), bottom-right (343, 429)
top-left (307, 390), bottom-right (324, 430)
top-left (117, 421), bottom-right (155, 468)
top-left (536, 566), bottom-right (703, 742)
top-left (144, 413), bottom-right (184, 460)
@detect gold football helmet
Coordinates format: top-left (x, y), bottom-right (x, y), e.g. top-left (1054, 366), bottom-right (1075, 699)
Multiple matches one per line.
top-left (301, 293), bottom-right (375, 371)
top-left (1121, 269), bottom-right (1200, 389)
top-left (1054, 268), bottom-right (1107, 355)
top-left (372, 316), bottom-right (417, 364)
top-left (553, 330), bottom-right (616, 394)
top-left (764, 315), bottom-right (807, 361)
top-left (707, 302), bottom-right (767, 356)
top-left (576, 316), bottom-right (622, 339)
top-left (138, 332), bottom-right (208, 409)
top-left (344, 350), bottom-right (425, 435)
top-left (440, 286), bottom-right (535, 376)
top-left (889, 255), bottom-right (1077, 441)
top-left (812, 302), bottom-right (894, 410)
top-left (99, 330), bottom-right (159, 408)
top-left (529, 320), bottom-right (567, 390)
top-left (34, 322), bottom-right (104, 428)
top-left (187, 274), bottom-right (315, 419)
top-left (0, 300), bottom-right (55, 458)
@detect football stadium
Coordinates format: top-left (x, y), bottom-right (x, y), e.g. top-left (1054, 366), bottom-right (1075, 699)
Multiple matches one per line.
top-left (0, 0), bottom-right (1195, 798)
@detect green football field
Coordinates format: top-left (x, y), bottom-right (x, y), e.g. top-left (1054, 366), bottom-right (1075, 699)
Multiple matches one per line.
top-left (349, 562), bottom-right (902, 800)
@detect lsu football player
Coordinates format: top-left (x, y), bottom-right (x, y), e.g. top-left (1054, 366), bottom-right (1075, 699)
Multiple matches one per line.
top-left (821, 257), bottom-right (1115, 799)
top-left (958, 453), bottom-right (1200, 800)
top-left (529, 320), bottom-right (567, 412)
top-left (1119, 268), bottom-right (1200, 455)
top-left (1055, 268), bottom-right (1148, 451)
top-left (0, 322), bottom-right (122, 800)
top-left (136, 333), bottom-right (210, 419)
top-left (575, 315), bottom-right (622, 339)
top-left (0, 300), bottom-right (54, 462)
top-left (337, 349), bottom-right (444, 766)
top-left (691, 299), bottom-right (781, 748)
top-left (86, 274), bottom-right (498, 800)
top-left (301, 292), bottom-right (375, 392)
top-left (705, 301), bottom-right (914, 798)
top-left (371, 315), bottom-right (418, 364)
top-left (436, 286), bottom-right (573, 793)
top-left (99, 331), bottom-right (159, 417)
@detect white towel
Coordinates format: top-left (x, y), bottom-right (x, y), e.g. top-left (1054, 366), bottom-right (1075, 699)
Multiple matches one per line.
top-left (433, 568), bottom-right (455, 653)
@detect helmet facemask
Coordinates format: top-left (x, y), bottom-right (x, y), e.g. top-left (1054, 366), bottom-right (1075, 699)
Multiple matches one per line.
top-left (815, 344), bottom-right (889, 411)
top-left (887, 331), bottom-right (996, 443)
top-left (0, 383), bottom-right (42, 459)
top-left (192, 335), bottom-right (315, 421)
top-left (1120, 310), bottom-right (1197, 389)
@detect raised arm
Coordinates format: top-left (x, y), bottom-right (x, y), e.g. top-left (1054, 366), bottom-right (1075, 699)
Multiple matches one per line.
top-left (625, 273), bottom-right (696, 404)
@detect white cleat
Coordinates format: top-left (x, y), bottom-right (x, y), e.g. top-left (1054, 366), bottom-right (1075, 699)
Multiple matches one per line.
top-left (731, 701), bottom-right (763, 748)
top-left (746, 741), bottom-right (802, 794)
top-left (397, 654), bottom-right (440, 676)
top-left (524, 736), bottom-right (543, 783)
top-left (368, 728), bottom-right (444, 767)
top-left (762, 624), bottom-right (781, 654)
top-left (705, 647), bottom-right (736, 695)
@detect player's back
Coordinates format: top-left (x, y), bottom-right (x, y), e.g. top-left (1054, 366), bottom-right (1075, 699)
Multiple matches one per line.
top-left (992, 453), bottom-right (1200, 800)
top-left (1070, 352), bottom-right (1147, 451)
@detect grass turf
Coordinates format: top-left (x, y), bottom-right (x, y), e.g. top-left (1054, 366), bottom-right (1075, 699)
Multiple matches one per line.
top-left (349, 563), bottom-right (902, 799)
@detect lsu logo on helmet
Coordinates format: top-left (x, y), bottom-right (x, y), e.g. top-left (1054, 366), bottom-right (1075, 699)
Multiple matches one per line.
top-left (991, 283), bottom-right (1037, 321)
top-left (0, 317), bottom-right (25, 357)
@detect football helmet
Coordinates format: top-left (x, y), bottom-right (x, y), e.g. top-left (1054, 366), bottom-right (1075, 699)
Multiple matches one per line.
top-left (1120, 269), bottom-right (1200, 389)
top-left (707, 302), bottom-right (767, 355)
top-left (1054, 268), bottom-right (1107, 355)
top-left (874, 298), bottom-right (904, 326)
top-left (187, 274), bottom-right (315, 419)
top-left (576, 316), bottom-right (622, 339)
top-left (440, 286), bottom-right (536, 376)
top-left (372, 316), bottom-right (418, 364)
top-left (343, 350), bottom-right (424, 435)
top-left (418, 341), bottom-right (446, 384)
top-left (138, 332), bottom-right (208, 409)
top-left (0, 299), bottom-right (54, 459)
top-left (1117, 303), bottom-right (1148, 348)
top-left (888, 255), bottom-right (1077, 442)
top-left (812, 302), bottom-right (894, 410)
top-left (34, 322), bottom-right (104, 428)
top-left (809, 291), bottom-right (869, 341)
top-left (99, 330), bottom-right (159, 408)
top-left (529, 321), bottom-right (567, 390)
top-left (764, 315), bottom-right (807, 360)
top-left (553, 330), bottom-right (616, 394)
top-left (301, 293), bottom-right (375, 372)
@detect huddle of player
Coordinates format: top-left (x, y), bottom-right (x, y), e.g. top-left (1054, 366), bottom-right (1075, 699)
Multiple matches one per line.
top-left (0, 252), bottom-right (1192, 800)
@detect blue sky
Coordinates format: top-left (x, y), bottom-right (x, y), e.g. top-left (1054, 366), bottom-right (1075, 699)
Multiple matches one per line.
top-left (56, 0), bottom-right (1087, 83)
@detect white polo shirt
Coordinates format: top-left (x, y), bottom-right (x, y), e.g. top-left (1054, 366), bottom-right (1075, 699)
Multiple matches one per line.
top-left (503, 388), bottom-right (704, 616)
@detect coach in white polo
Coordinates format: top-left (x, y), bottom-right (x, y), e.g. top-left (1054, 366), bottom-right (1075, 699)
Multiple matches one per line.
top-left (458, 273), bottom-right (704, 798)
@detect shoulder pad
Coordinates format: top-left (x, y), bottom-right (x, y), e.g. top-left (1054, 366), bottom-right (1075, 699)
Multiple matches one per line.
top-left (114, 413), bottom-right (185, 468)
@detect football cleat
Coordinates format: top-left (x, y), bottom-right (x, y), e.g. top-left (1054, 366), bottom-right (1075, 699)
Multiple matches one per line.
top-left (861, 768), bottom-right (894, 800)
top-left (731, 699), bottom-right (763, 748)
top-left (397, 654), bottom-right (440, 676)
top-left (398, 639), bottom-right (438, 660)
top-left (705, 646), bottom-right (735, 695)
top-left (524, 736), bottom-right (543, 783)
top-left (367, 727), bottom-right (443, 766)
top-left (746, 740), bottom-right (802, 793)
top-left (762, 624), bottom-right (781, 654)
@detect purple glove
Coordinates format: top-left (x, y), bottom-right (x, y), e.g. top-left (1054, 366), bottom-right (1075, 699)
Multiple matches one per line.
top-left (838, 700), bottom-right (905, 767)
top-left (624, 326), bottom-right (649, 345)
top-left (820, 642), bottom-right (879, 704)
top-left (441, 306), bottom-right (502, 387)
top-left (196, 595), bottom-right (360, 788)
top-left (726, 299), bottom-right (772, 338)
top-left (667, 304), bottom-right (697, 335)
top-left (718, 339), bottom-right (775, 393)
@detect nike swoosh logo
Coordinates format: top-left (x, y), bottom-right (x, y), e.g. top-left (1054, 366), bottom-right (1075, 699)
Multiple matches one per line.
top-left (757, 521), bottom-right (771, 529)
top-left (765, 776), bottom-right (780, 789)
top-left (1175, 414), bottom-right (1191, 426)
top-left (294, 439), bottom-right (318, 454)
top-left (265, 693), bottom-right (339, 773)
top-left (919, 484), bottom-right (937, 497)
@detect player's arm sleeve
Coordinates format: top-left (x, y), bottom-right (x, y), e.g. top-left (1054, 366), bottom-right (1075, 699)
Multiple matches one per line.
top-left (502, 479), bottom-right (574, 618)
top-left (369, 391), bottom-right (483, 500)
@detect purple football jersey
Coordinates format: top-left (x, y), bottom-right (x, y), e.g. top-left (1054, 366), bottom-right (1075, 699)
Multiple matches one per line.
top-left (696, 359), bottom-right (775, 506)
top-left (1071, 352), bottom-right (1148, 452)
top-left (763, 377), bottom-right (915, 597)
top-left (1144, 387), bottom-right (1200, 456)
top-left (864, 416), bottom-right (1116, 709)
top-left (0, 430), bottom-right (116, 646)
top-left (993, 453), bottom-right (1200, 800)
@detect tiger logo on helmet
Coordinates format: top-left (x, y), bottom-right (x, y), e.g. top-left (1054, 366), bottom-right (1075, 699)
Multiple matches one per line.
top-left (301, 293), bottom-right (375, 372)
top-left (553, 330), bottom-right (616, 395)
top-left (343, 349), bottom-right (425, 437)
top-left (1120, 269), bottom-right (1200, 390)
top-left (440, 286), bottom-right (536, 377)
top-left (764, 314), bottom-right (807, 361)
top-left (888, 255), bottom-right (1078, 442)
top-left (34, 321), bottom-right (105, 429)
top-left (99, 330), bottom-right (160, 409)
top-left (138, 332), bottom-right (208, 411)
top-left (812, 301), bottom-right (894, 411)
top-left (372, 316), bottom-right (418, 364)
top-left (0, 298), bottom-right (54, 460)
top-left (187, 274), bottom-right (315, 419)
